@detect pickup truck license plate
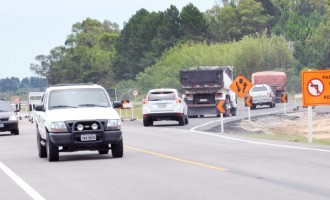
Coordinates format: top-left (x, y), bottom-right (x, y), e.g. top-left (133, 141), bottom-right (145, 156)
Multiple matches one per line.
top-left (0, 124), bottom-right (3, 128)
top-left (81, 134), bottom-right (96, 141)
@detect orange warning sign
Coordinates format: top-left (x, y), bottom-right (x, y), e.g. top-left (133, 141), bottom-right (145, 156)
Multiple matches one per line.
top-left (281, 93), bottom-right (288, 103)
top-left (245, 96), bottom-right (252, 107)
top-left (230, 75), bottom-right (253, 98)
top-left (217, 100), bottom-right (226, 113)
top-left (302, 69), bottom-right (330, 106)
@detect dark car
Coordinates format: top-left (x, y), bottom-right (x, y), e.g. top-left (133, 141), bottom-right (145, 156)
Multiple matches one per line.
top-left (0, 101), bottom-right (20, 135)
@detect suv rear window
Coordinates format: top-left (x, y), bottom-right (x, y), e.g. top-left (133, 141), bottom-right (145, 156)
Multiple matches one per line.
top-left (148, 92), bottom-right (175, 101)
top-left (251, 86), bottom-right (268, 92)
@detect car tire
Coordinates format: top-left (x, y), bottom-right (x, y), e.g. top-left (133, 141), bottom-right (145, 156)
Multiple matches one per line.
top-left (98, 149), bottom-right (109, 154)
top-left (47, 133), bottom-right (59, 162)
top-left (179, 116), bottom-right (185, 126)
top-left (143, 118), bottom-right (149, 127)
top-left (185, 115), bottom-right (189, 124)
top-left (11, 129), bottom-right (19, 135)
top-left (112, 138), bottom-right (123, 158)
top-left (37, 129), bottom-right (47, 158)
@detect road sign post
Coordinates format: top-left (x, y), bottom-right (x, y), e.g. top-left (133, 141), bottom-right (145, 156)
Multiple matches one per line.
top-left (217, 100), bottom-right (226, 133)
top-left (244, 96), bottom-right (252, 121)
top-left (301, 69), bottom-right (330, 143)
top-left (230, 75), bottom-right (253, 122)
top-left (281, 93), bottom-right (288, 115)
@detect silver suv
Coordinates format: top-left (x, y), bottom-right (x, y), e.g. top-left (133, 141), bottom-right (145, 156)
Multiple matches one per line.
top-left (0, 101), bottom-right (20, 135)
top-left (142, 88), bottom-right (188, 126)
top-left (249, 84), bottom-right (276, 109)
top-left (34, 84), bottom-right (123, 161)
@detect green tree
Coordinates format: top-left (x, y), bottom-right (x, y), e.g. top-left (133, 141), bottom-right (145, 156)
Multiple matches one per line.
top-left (113, 9), bottom-right (162, 80)
top-left (180, 3), bottom-right (209, 41)
top-left (31, 18), bottom-right (119, 85)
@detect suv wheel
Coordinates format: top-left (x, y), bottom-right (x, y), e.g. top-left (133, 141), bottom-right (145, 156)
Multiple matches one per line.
top-left (179, 116), bottom-right (185, 126)
top-left (143, 118), bottom-right (149, 127)
top-left (37, 129), bottom-right (47, 158)
top-left (112, 138), bottom-right (123, 158)
top-left (47, 134), bottom-right (59, 161)
top-left (11, 129), bottom-right (19, 135)
top-left (184, 115), bottom-right (189, 124)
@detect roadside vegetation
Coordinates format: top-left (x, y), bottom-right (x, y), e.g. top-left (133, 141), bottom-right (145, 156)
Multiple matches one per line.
top-left (2, 0), bottom-right (330, 102)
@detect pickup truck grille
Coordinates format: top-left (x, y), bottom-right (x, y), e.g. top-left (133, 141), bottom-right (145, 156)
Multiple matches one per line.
top-left (65, 120), bottom-right (106, 132)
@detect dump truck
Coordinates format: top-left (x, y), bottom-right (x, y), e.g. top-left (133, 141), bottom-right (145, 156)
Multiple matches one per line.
top-left (179, 66), bottom-right (237, 117)
top-left (251, 71), bottom-right (286, 103)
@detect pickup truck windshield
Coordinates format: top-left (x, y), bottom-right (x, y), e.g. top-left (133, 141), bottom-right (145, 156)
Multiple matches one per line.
top-left (49, 88), bottom-right (110, 110)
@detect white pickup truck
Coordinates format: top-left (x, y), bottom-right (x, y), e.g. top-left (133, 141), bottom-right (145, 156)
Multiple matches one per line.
top-left (34, 84), bottom-right (123, 162)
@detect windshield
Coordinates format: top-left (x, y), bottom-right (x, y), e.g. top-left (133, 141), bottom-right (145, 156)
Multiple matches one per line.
top-left (49, 88), bottom-right (110, 110)
top-left (0, 101), bottom-right (13, 112)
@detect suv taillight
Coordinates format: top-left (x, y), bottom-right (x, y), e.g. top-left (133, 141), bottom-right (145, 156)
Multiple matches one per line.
top-left (215, 93), bottom-right (223, 100)
top-left (143, 99), bottom-right (148, 104)
top-left (176, 98), bottom-right (182, 103)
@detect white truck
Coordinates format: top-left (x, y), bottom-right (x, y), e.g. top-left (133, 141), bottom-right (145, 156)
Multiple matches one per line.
top-left (34, 84), bottom-right (123, 161)
top-left (28, 92), bottom-right (44, 123)
top-left (179, 66), bottom-right (237, 117)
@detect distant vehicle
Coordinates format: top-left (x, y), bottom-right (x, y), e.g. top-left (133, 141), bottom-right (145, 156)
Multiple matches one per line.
top-left (179, 66), bottom-right (237, 117)
top-left (251, 71), bottom-right (286, 103)
top-left (34, 84), bottom-right (123, 162)
top-left (142, 88), bottom-right (188, 126)
top-left (0, 100), bottom-right (20, 135)
top-left (249, 84), bottom-right (276, 109)
top-left (28, 92), bottom-right (44, 123)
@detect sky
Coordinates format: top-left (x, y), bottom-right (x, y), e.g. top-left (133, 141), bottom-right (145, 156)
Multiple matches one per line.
top-left (0, 0), bottom-right (218, 80)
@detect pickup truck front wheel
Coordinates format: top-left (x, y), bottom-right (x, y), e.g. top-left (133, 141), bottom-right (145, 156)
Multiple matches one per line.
top-left (47, 133), bottom-right (59, 161)
top-left (111, 138), bottom-right (123, 158)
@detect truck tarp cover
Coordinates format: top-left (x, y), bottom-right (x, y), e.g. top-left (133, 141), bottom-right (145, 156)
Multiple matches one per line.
top-left (252, 71), bottom-right (286, 85)
top-left (180, 68), bottom-right (223, 86)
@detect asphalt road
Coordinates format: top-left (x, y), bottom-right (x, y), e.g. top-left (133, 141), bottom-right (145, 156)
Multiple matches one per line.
top-left (1, 103), bottom-right (330, 200)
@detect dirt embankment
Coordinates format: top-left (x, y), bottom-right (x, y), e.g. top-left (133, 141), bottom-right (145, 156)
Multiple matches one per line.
top-left (238, 112), bottom-right (330, 139)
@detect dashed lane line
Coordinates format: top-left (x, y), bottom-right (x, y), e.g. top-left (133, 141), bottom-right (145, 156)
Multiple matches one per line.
top-left (125, 145), bottom-right (227, 171)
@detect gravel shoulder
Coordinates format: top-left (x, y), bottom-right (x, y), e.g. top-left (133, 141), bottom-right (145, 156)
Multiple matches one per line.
top-left (209, 110), bottom-right (330, 141)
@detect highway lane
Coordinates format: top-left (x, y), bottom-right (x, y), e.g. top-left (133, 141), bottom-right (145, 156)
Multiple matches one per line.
top-left (1, 104), bottom-right (330, 200)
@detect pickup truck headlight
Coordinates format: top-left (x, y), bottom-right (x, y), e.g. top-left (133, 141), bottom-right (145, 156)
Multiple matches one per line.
top-left (106, 119), bottom-right (121, 130)
top-left (50, 122), bottom-right (68, 132)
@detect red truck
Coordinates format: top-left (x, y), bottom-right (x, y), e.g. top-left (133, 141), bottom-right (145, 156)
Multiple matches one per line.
top-left (251, 71), bottom-right (286, 103)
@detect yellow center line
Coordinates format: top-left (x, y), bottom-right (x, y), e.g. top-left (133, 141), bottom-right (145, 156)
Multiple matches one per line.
top-left (125, 145), bottom-right (227, 172)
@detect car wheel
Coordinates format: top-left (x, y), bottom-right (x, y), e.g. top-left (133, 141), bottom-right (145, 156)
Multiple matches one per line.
top-left (112, 138), bottom-right (123, 158)
top-left (185, 115), bottom-right (189, 124)
top-left (143, 118), bottom-right (149, 127)
top-left (37, 129), bottom-right (47, 158)
top-left (11, 129), bottom-right (19, 135)
top-left (199, 115), bottom-right (204, 118)
top-left (179, 116), bottom-right (185, 126)
top-left (270, 102), bottom-right (273, 108)
top-left (98, 149), bottom-right (109, 154)
top-left (47, 133), bottom-right (59, 162)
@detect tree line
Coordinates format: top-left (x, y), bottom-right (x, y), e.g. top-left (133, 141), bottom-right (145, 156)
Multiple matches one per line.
top-left (20, 0), bottom-right (330, 97)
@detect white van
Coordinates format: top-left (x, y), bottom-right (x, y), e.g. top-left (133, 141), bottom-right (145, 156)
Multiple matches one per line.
top-left (28, 92), bottom-right (44, 123)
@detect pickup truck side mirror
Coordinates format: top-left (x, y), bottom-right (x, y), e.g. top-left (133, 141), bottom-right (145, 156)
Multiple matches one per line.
top-left (35, 105), bottom-right (45, 112)
top-left (112, 101), bottom-right (123, 109)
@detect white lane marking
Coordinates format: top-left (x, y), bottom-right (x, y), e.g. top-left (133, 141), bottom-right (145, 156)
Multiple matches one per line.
top-left (0, 162), bottom-right (46, 200)
top-left (190, 106), bottom-right (330, 153)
